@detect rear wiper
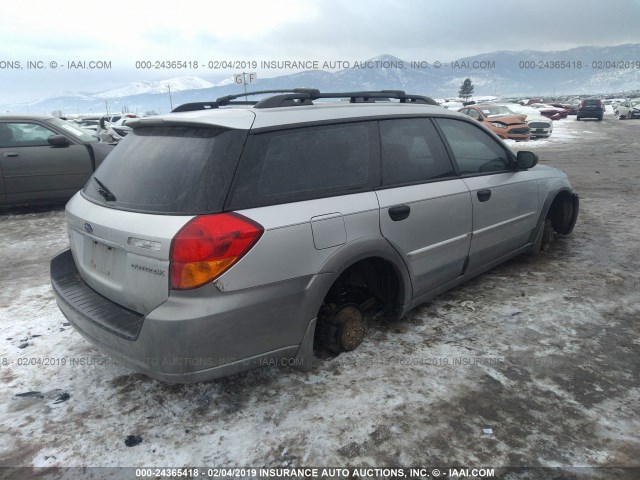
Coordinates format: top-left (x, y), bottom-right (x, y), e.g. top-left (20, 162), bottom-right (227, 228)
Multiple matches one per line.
top-left (92, 176), bottom-right (116, 202)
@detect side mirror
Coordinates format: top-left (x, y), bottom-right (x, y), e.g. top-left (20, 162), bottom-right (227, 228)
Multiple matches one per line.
top-left (516, 151), bottom-right (538, 170)
top-left (48, 135), bottom-right (70, 147)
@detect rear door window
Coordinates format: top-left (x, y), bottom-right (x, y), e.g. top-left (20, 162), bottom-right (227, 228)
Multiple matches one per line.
top-left (379, 118), bottom-right (456, 186)
top-left (82, 125), bottom-right (247, 214)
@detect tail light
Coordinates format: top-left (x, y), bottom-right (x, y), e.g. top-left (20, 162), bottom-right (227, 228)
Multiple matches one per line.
top-left (170, 213), bottom-right (263, 290)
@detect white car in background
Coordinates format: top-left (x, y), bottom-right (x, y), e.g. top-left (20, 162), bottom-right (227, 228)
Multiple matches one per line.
top-left (614, 99), bottom-right (640, 119)
top-left (495, 103), bottom-right (553, 138)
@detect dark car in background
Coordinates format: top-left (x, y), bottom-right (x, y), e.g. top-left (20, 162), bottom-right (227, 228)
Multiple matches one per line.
top-left (0, 115), bottom-right (114, 206)
top-left (576, 98), bottom-right (605, 121)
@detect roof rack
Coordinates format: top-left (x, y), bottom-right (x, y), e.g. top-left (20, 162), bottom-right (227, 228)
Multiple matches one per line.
top-left (171, 89), bottom-right (320, 112)
top-left (254, 90), bottom-right (438, 108)
top-left (171, 89), bottom-right (438, 112)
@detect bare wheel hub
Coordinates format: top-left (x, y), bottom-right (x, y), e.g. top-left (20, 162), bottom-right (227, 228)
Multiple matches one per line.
top-left (316, 303), bottom-right (366, 353)
top-left (335, 305), bottom-right (365, 351)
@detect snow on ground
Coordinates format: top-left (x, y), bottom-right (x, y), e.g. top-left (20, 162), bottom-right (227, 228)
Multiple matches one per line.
top-left (1, 110), bottom-right (639, 475)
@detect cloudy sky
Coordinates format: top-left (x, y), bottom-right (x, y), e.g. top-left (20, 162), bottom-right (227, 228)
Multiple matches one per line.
top-left (1, 0), bottom-right (639, 105)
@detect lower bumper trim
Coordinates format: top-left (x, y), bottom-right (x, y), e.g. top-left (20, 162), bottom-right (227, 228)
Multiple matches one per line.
top-left (50, 249), bottom-right (144, 341)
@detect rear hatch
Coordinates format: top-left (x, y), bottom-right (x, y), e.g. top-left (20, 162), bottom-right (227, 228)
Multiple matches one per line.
top-left (581, 99), bottom-right (603, 111)
top-left (66, 119), bottom-right (251, 314)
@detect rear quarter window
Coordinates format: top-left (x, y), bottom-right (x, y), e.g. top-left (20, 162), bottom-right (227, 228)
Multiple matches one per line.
top-left (226, 121), bottom-right (379, 210)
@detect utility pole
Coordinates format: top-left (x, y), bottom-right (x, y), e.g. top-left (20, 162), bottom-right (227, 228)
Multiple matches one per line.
top-left (104, 98), bottom-right (109, 115)
top-left (167, 84), bottom-right (173, 110)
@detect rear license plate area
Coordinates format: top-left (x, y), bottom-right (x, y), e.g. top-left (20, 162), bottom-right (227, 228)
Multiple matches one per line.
top-left (88, 240), bottom-right (117, 277)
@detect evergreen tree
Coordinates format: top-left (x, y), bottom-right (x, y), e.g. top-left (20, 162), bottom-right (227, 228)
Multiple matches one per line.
top-left (458, 78), bottom-right (475, 101)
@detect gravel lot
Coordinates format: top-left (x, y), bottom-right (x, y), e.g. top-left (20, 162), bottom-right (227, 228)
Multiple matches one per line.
top-left (1, 113), bottom-right (639, 478)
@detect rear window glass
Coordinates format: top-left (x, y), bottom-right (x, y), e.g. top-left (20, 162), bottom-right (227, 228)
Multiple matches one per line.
top-left (82, 125), bottom-right (247, 214)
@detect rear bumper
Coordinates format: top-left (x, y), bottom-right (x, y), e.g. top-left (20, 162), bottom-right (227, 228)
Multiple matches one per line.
top-left (577, 110), bottom-right (604, 118)
top-left (51, 249), bottom-right (332, 383)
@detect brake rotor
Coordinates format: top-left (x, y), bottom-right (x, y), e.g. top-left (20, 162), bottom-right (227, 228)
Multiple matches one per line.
top-left (334, 304), bottom-right (365, 351)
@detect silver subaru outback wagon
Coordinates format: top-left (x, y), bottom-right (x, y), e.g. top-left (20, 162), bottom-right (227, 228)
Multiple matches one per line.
top-left (50, 89), bottom-right (579, 383)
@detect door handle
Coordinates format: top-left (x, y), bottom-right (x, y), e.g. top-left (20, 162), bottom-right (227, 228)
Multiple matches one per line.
top-left (2, 152), bottom-right (18, 158)
top-left (477, 189), bottom-right (492, 202)
top-left (388, 204), bottom-right (411, 221)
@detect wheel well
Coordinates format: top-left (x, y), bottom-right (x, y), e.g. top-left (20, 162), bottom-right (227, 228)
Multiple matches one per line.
top-left (547, 191), bottom-right (576, 235)
top-left (323, 257), bottom-right (402, 312)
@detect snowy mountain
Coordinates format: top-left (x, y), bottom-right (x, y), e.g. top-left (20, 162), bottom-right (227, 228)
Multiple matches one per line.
top-left (7, 44), bottom-right (640, 115)
top-left (93, 76), bottom-right (215, 98)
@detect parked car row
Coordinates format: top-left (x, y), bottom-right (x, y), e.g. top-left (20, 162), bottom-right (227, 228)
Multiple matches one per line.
top-left (457, 103), bottom-right (554, 141)
top-left (499, 97), bottom-right (612, 123)
top-left (69, 113), bottom-right (137, 136)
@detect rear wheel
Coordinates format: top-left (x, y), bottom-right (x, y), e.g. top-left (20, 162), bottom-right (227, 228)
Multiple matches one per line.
top-left (316, 303), bottom-right (366, 353)
top-left (314, 258), bottom-right (400, 355)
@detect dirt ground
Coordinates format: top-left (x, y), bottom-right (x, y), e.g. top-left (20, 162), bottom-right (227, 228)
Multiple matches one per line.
top-left (1, 114), bottom-right (639, 478)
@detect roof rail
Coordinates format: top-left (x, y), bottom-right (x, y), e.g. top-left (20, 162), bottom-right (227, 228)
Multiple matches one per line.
top-left (171, 89), bottom-right (438, 112)
top-left (171, 101), bottom-right (220, 112)
top-left (171, 89), bottom-right (321, 112)
top-left (253, 90), bottom-right (439, 108)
